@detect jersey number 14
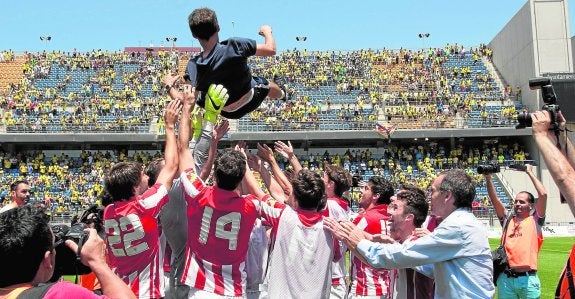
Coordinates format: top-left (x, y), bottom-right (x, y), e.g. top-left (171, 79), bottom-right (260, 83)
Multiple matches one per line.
top-left (198, 206), bottom-right (241, 250)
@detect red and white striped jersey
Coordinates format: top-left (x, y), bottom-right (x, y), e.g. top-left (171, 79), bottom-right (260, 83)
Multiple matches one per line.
top-left (350, 204), bottom-right (392, 297)
top-left (321, 197), bottom-right (350, 285)
top-left (180, 170), bottom-right (259, 297)
top-left (103, 183), bottom-right (169, 299)
top-left (391, 236), bottom-right (435, 299)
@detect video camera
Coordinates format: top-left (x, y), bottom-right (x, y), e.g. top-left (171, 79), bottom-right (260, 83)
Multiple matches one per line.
top-left (477, 162), bottom-right (500, 175)
top-left (49, 222), bottom-right (91, 282)
top-left (516, 77), bottom-right (560, 130)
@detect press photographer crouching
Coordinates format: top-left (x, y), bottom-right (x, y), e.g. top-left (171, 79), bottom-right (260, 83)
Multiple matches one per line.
top-left (0, 205), bottom-right (135, 299)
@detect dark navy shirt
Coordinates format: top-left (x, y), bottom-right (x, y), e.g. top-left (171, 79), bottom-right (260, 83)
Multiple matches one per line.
top-left (186, 37), bottom-right (257, 107)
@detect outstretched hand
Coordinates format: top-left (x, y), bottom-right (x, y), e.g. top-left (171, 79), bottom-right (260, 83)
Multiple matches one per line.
top-left (182, 84), bottom-right (196, 107)
top-left (162, 73), bottom-right (180, 87)
top-left (246, 152), bottom-right (262, 171)
top-left (257, 143), bottom-right (275, 162)
top-left (213, 120), bottom-right (229, 143)
top-left (324, 218), bottom-right (367, 249)
top-left (259, 25), bottom-right (273, 36)
top-left (164, 99), bottom-right (182, 127)
top-left (274, 140), bottom-right (294, 159)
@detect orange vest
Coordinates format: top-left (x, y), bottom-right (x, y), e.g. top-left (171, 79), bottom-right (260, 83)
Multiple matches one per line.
top-left (557, 243), bottom-right (575, 299)
top-left (80, 272), bottom-right (100, 291)
top-left (503, 215), bottom-right (543, 271)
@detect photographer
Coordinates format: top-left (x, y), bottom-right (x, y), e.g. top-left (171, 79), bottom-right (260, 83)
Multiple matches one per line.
top-left (483, 164), bottom-right (546, 297)
top-left (532, 110), bottom-right (575, 214)
top-left (0, 205), bottom-right (135, 299)
top-left (531, 110), bottom-right (575, 298)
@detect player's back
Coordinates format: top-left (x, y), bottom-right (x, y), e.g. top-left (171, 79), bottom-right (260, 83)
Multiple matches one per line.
top-left (183, 185), bottom-right (259, 297)
top-left (267, 207), bottom-right (333, 299)
top-left (103, 184), bottom-right (169, 299)
top-left (188, 38), bottom-right (256, 105)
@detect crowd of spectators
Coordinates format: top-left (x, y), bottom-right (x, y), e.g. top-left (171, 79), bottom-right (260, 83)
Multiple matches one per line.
top-left (0, 50), bottom-right (15, 63)
top-left (0, 149), bottom-right (163, 217)
top-left (0, 43), bottom-right (522, 133)
top-left (244, 43), bottom-right (519, 130)
top-left (0, 49), bottom-right (186, 132)
top-left (0, 140), bottom-right (526, 219)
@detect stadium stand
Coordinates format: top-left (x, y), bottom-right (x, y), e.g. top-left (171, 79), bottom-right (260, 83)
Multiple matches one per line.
top-left (0, 44), bottom-right (524, 134)
top-left (0, 139), bottom-right (525, 219)
top-left (0, 44), bottom-right (529, 221)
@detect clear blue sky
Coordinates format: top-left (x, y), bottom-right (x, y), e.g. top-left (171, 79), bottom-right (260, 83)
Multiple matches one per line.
top-left (0, 0), bottom-right (569, 53)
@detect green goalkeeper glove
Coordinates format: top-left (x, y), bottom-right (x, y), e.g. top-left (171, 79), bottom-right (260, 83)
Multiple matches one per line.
top-left (204, 84), bottom-right (229, 123)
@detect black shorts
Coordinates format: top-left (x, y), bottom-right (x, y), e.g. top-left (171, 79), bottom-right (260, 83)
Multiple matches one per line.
top-left (221, 76), bottom-right (270, 119)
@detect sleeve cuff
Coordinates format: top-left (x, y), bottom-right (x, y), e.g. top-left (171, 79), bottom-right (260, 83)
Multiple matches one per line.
top-left (356, 239), bottom-right (373, 254)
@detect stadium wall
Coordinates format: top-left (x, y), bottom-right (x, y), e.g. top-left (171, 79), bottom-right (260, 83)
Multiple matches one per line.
top-left (490, 0), bottom-right (574, 222)
top-left (490, 0), bottom-right (572, 112)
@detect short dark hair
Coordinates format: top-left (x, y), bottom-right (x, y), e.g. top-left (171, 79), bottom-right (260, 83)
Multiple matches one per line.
top-left (11, 180), bottom-right (29, 192)
top-left (104, 162), bottom-right (143, 202)
top-left (214, 149), bottom-right (246, 191)
top-left (369, 176), bottom-right (394, 205)
top-left (396, 188), bottom-right (429, 227)
top-left (144, 158), bottom-right (165, 187)
top-left (292, 169), bottom-right (326, 211)
top-left (439, 169), bottom-right (476, 209)
top-left (518, 191), bottom-right (535, 204)
top-left (324, 162), bottom-right (352, 197)
top-left (0, 206), bottom-right (52, 287)
top-left (188, 8), bottom-right (219, 40)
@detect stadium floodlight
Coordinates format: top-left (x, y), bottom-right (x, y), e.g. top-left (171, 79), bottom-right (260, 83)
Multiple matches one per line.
top-left (165, 37), bottom-right (177, 49)
top-left (417, 33), bottom-right (430, 50)
top-left (40, 36), bottom-right (52, 52)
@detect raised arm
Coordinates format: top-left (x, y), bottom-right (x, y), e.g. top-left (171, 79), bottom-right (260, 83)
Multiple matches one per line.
top-left (252, 146), bottom-right (288, 203)
top-left (155, 99), bottom-right (182, 191)
top-left (240, 146), bottom-right (267, 200)
top-left (275, 140), bottom-right (303, 175)
top-left (483, 174), bottom-right (506, 220)
top-left (255, 25), bottom-right (276, 56)
top-left (524, 164), bottom-right (547, 217)
top-left (532, 110), bottom-right (575, 216)
top-left (199, 120), bottom-right (229, 181)
top-left (179, 85), bottom-right (196, 174)
top-left (258, 143), bottom-right (292, 197)
top-left (548, 111), bottom-right (575, 170)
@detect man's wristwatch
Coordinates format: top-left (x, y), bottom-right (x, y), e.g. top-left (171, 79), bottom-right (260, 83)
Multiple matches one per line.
top-left (164, 84), bottom-right (173, 94)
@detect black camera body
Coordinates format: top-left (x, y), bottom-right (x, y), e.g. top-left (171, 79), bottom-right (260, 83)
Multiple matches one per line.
top-left (477, 163), bottom-right (500, 175)
top-left (516, 77), bottom-right (560, 129)
top-left (49, 223), bottom-right (92, 281)
top-left (352, 174), bottom-right (362, 188)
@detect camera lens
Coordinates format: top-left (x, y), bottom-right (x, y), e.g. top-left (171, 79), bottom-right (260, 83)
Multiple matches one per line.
top-left (477, 164), bottom-right (500, 174)
top-left (516, 112), bottom-right (532, 129)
